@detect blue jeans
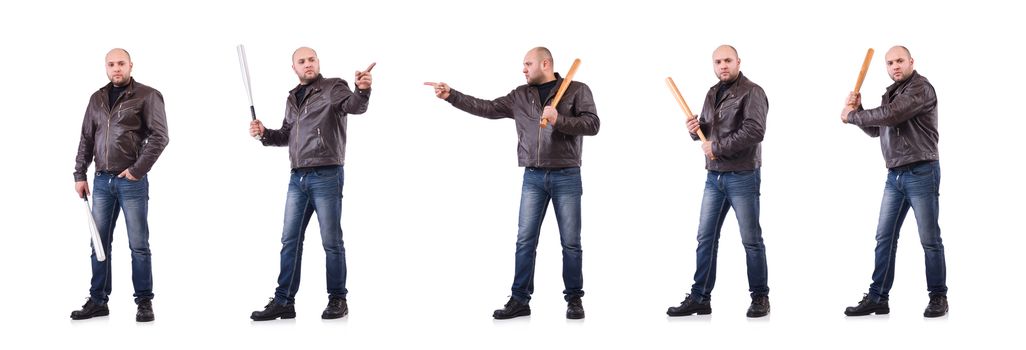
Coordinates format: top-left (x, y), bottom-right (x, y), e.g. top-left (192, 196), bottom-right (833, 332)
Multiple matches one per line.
top-left (89, 171), bottom-right (153, 304)
top-left (511, 167), bottom-right (584, 303)
top-left (867, 160), bottom-right (947, 301)
top-left (273, 165), bottom-right (347, 305)
top-left (690, 169), bottom-right (769, 302)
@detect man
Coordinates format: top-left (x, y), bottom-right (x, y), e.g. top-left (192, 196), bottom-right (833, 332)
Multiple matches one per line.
top-left (841, 46), bottom-right (947, 318)
top-left (248, 47), bottom-right (372, 321)
top-left (71, 48), bottom-right (169, 322)
top-left (425, 47), bottom-right (599, 319)
top-left (667, 45), bottom-right (770, 318)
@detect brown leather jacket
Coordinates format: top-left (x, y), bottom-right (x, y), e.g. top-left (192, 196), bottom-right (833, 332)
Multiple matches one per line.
top-left (74, 78), bottom-right (169, 181)
top-left (691, 72), bottom-right (768, 172)
top-left (445, 73), bottom-right (600, 168)
top-left (847, 71), bottom-right (938, 168)
top-left (260, 75), bottom-right (370, 169)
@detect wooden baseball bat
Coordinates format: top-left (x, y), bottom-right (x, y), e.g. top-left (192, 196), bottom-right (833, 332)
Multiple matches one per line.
top-left (666, 77), bottom-right (715, 160)
top-left (851, 48), bottom-right (874, 106)
top-left (540, 58), bottom-right (581, 128)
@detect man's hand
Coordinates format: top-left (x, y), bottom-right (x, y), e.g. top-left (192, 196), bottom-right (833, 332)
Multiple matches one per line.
top-left (355, 62), bottom-right (375, 90)
top-left (702, 141), bottom-right (714, 159)
top-left (250, 119), bottom-right (265, 139)
top-left (75, 181), bottom-right (90, 198)
top-left (424, 82), bottom-right (451, 100)
top-left (540, 106), bottom-right (558, 128)
top-left (847, 91), bottom-right (862, 107)
top-left (841, 105), bottom-right (855, 124)
top-left (687, 118), bottom-right (701, 134)
top-left (118, 169), bottom-right (138, 181)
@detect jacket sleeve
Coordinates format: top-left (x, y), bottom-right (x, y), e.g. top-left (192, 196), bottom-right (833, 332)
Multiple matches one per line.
top-left (127, 91), bottom-right (169, 178)
top-left (848, 79), bottom-right (935, 128)
top-left (712, 86), bottom-right (767, 157)
top-left (73, 98), bottom-right (96, 182)
top-left (261, 107), bottom-right (291, 147)
top-left (553, 83), bottom-right (599, 136)
top-left (848, 105), bottom-right (880, 137)
top-left (331, 79), bottom-right (370, 115)
top-left (444, 88), bottom-right (514, 119)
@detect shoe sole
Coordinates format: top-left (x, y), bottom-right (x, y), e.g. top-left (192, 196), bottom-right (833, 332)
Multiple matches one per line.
top-left (844, 308), bottom-right (890, 316)
top-left (746, 311), bottom-right (769, 318)
top-left (251, 312), bottom-right (297, 321)
top-left (493, 310), bottom-right (531, 320)
top-left (924, 308), bottom-right (948, 318)
top-left (322, 310), bottom-right (349, 319)
top-left (137, 315), bottom-right (155, 322)
top-left (70, 309), bottom-right (110, 320)
top-left (567, 313), bottom-right (585, 320)
top-left (667, 309), bottom-right (712, 317)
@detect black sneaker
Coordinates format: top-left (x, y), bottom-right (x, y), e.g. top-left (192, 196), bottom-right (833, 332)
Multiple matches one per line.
top-left (136, 299), bottom-right (155, 322)
top-left (667, 293), bottom-right (712, 316)
top-left (566, 296), bottom-right (585, 319)
top-left (747, 295), bottom-right (770, 318)
top-left (70, 298), bottom-right (109, 320)
top-left (924, 295), bottom-right (948, 318)
top-left (322, 296), bottom-right (348, 319)
top-left (844, 294), bottom-right (889, 316)
top-left (250, 298), bottom-right (296, 321)
top-left (493, 297), bottom-right (530, 319)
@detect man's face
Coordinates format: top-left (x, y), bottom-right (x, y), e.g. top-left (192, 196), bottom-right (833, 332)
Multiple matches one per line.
top-left (292, 48), bottom-right (320, 84)
top-left (885, 47), bottom-right (914, 82)
top-left (523, 51), bottom-right (546, 85)
top-left (712, 46), bottom-right (741, 83)
top-left (105, 50), bottom-right (133, 86)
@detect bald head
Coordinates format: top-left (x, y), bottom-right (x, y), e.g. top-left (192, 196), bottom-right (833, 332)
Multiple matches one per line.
top-left (292, 47), bottom-right (321, 85)
top-left (106, 48), bottom-right (132, 62)
top-left (105, 48), bottom-right (133, 86)
top-left (523, 46), bottom-right (556, 85)
top-left (884, 45), bottom-right (915, 82)
top-left (712, 45), bottom-right (741, 82)
top-left (292, 47), bottom-right (317, 62)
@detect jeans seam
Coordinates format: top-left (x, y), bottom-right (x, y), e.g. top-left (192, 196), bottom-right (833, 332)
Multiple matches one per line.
top-left (283, 192), bottom-right (313, 304)
top-left (100, 182), bottom-right (116, 302)
top-left (699, 195), bottom-right (729, 300)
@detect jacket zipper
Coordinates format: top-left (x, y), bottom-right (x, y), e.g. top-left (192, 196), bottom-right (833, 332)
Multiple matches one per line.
top-left (536, 87), bottom-right (544, 166)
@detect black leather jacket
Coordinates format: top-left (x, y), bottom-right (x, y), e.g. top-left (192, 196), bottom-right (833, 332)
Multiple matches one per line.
top-left (261, 75), bottom-right (370, 169)
top-left (848, 71), bottom-right (939, 168)
top-left (445, 73), bottom-right (599, 168)
top-left (691, 72), bottom-right (768, 172)
top-left (74, 78), bottom-right (169, 181)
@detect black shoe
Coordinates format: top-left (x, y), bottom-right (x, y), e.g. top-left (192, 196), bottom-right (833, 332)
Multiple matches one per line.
top-left (493, 297), bottom-right (530, 319)
top-left (322, 296), bottom-right (348, 319)
top-left (70, 298), bottom-right (109, 320)
top-left (250, 298), bottom-right (296, 321)
top-left (566, 296), bottom-right (585, 319)
top-left (747, 295), bottom-right (770, 318)
top-left (667, 293), bottom-right (712, 316)
top-left (844, 294), bottom-right (889, 316)
top-left (924, 295), bottom-right (948, 318)
top-left (136, 299), bottom-right (155, 322)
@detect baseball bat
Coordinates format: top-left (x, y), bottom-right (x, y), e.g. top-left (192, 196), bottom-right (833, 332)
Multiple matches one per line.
top-left (540, 58), bottom-right (581, 128)
top-left (236, 44), bottom-right (261, 140)
top-left (83, 196), bottom-right (105, 262)
top-left (851, 48), bottom-right (874, 106)
top-left (666, 77), bottom-right (715, 160)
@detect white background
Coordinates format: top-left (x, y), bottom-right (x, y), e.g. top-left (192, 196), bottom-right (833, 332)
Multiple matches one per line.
top-left (1, 0), bottom-right (1023, 348)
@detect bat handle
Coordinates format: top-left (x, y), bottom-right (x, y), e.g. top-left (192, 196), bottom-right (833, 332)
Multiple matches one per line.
top-left (250, 105), bottom-right (262, 140)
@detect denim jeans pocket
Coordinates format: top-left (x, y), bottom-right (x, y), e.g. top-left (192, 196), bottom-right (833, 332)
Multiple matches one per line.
top-left (559, 167), bottom-right (581, 176)
top-left (314, 166), bottom-right (340, 177)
